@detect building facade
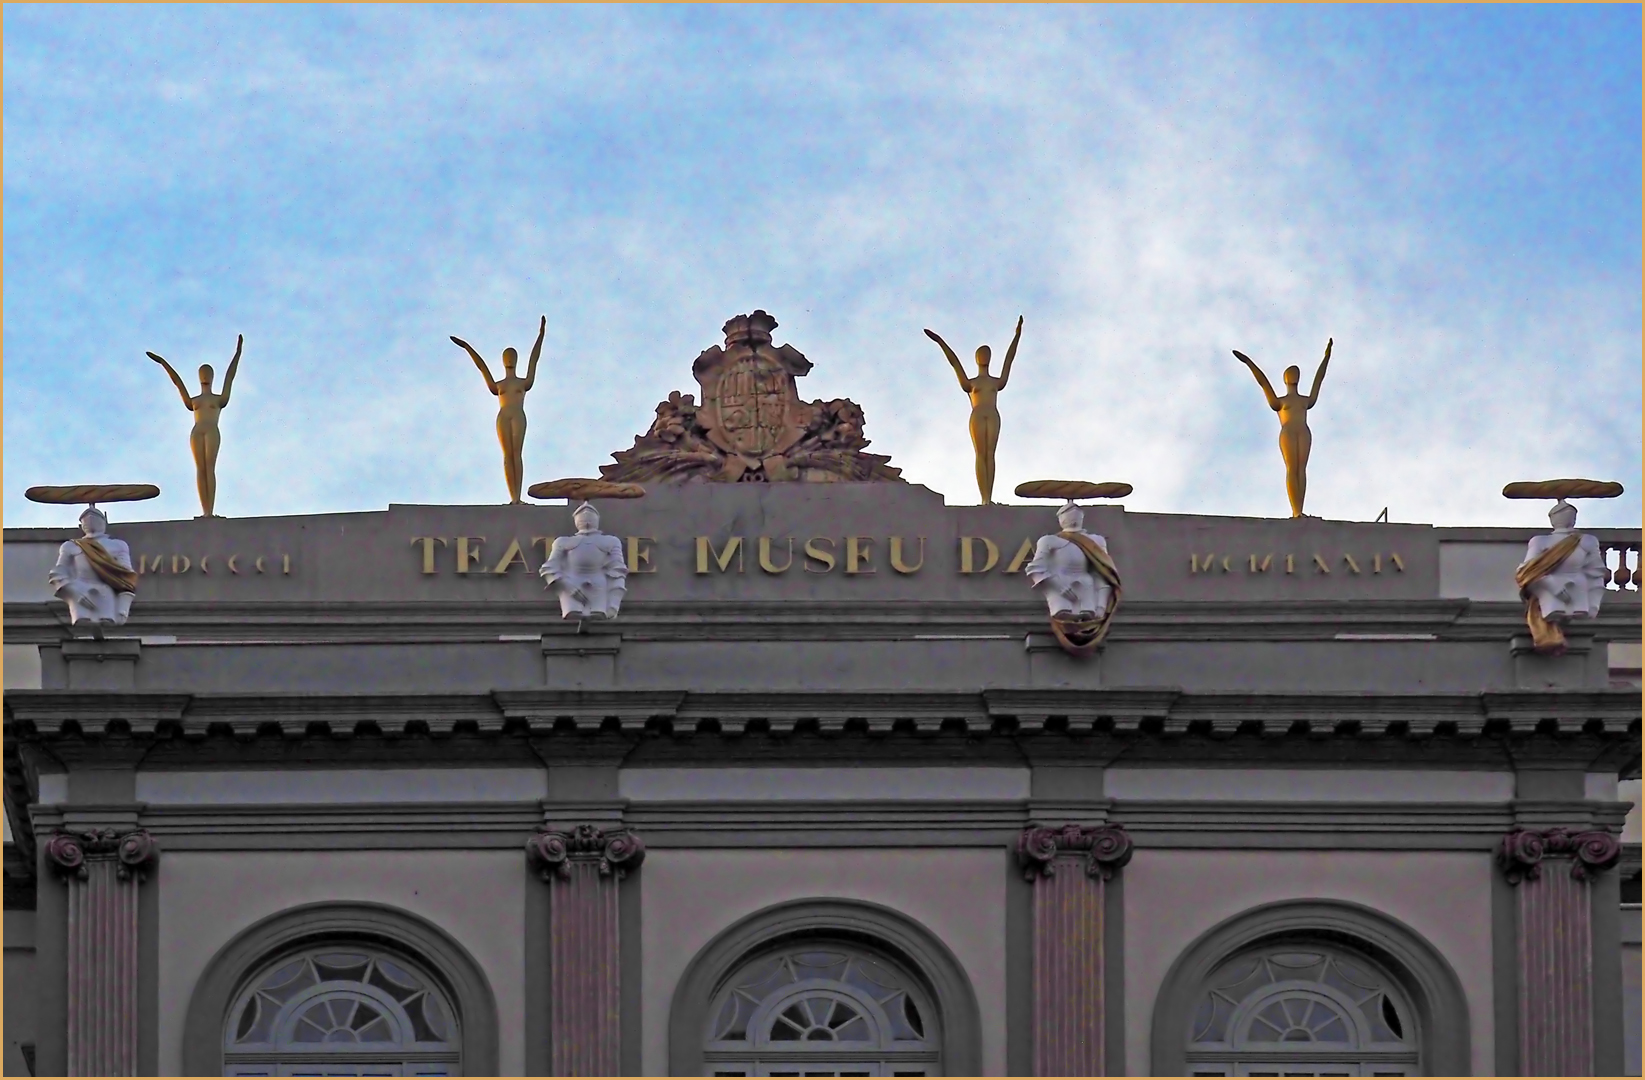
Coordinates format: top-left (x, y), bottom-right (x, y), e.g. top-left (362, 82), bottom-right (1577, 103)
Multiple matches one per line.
top-left (3, 482), bottom-right (1640, 1077)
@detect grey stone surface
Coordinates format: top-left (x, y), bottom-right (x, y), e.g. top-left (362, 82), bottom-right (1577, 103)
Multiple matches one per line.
top-left (2, 490), bottom-right (1638, 1078)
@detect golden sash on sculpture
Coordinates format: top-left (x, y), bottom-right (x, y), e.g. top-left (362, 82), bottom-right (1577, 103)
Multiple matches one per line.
top-left (73, 536), bottom-right (140, 596)
top-left (1515, 531), bottom-right (1585, 654)
top-left (1050, 529), bottom-right (1123, 656)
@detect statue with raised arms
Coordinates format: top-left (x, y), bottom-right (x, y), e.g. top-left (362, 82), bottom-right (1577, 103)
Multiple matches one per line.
top-left (451, 316), bottom-right (546, 504)
top-left (147, 334), bottom-right (242, 517)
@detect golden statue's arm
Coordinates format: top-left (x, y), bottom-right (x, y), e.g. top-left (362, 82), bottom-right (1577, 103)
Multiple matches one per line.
top-left (924, 329), bottom-right (973, 392)
top-left (146, 351), bottom-right (196, 410)
top-left (1233, 350), bottom-right (1282, 410)
top-left (997, 315), bottom-right (1024, 389)
top-left (523, 315), bottom-right (546, 392)
top-left (1305, 338), bottom-right (1332, 406)
top-left (451, 336), bottom-right (499, 395)
top-left (219, 334), bottom-right (244, 406)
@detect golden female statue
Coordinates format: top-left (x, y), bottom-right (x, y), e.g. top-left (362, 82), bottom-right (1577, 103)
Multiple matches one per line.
top-left (147, 334), bottom-right (242, 518)
top-left (451, 316), bottom-right (545, 504)
top-left (1233, 338), bottom-right (1332, 518)
top-left (925, 315), bottom-right (1023, 505)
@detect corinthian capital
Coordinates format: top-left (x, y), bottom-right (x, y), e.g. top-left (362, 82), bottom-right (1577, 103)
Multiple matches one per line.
top-left (44, 827), bottom-right (160, 883)
top-left (526, 824), bottom-right (645, 882)
top-left (1017, 822), bottom-right (1133, 882)
top-left (1497, 826), bottom-right (1621, 885)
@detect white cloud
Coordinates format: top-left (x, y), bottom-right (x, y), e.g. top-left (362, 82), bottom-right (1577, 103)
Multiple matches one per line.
top-left (4, 8), bottom-right (1638, 530)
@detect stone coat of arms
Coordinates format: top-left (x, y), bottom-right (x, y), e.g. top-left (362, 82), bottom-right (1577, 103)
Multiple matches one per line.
top-left (602, 311), bottom-right (902, 484)
top-left (693, 311), bottom-right (812, 466)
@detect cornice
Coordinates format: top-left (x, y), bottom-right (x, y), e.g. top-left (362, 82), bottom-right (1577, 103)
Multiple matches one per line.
top-left (7, 688), bottom-right (1636, 750)
top-left (7, 596), bottom-right (1634, 646)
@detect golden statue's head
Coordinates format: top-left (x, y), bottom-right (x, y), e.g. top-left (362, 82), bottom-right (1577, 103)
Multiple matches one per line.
top-left (502, 347), bottom-right (519, 372)
top-left (1283, 365), bottom-right (1301, 388)
top-left (198, 363), bottom-right (214, 387)
top-left (975, 344), bottom-right (992, 371)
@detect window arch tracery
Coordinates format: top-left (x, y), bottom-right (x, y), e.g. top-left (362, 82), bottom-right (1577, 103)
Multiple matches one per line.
top-left (704, 942), bottom-right (941, 1077)
top-left (1186, 946), bottom-right (1418, 1077)
top-left (222, 945), bottom-right (460, 1077)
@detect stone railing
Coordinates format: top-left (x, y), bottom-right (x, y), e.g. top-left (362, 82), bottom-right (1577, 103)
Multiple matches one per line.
top-left (1600, 539), bottom-right (1640, 592)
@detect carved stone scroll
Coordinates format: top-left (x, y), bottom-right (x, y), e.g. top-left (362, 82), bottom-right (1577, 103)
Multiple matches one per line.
top-left (1018, 824), bottom-right (1132, 1076)
top-left (1498, 827), bottom-right (1621, 1076)
top-left (1018, 822), bottom-right (1133, 881)
top-left (45, 829), bottom-right (159, 1077)
top-left (527, 825), bottom-right (643, 1075)
top-left (1497, 826), bottom-right (1621, 885)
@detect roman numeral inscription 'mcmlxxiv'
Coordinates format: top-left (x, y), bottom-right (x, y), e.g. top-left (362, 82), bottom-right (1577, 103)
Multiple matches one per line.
top-left (1188, 551), bottom-right (1405, 575)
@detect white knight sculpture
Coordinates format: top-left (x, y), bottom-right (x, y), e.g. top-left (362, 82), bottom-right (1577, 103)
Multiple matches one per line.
top-left (1024, 501), bottom-right (1122, 655)
top-left (48, 507), bottom-right (138, 628)
top-left (1514, 499), bottom-right (1607, 654)
top-left (540, 502), bottom-right (629, 619)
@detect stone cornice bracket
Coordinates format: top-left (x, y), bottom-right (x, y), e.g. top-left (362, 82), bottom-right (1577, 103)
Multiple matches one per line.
top-left (43, 827), bottom-right (160, 883)
top-left (1017, 822), bottom-right (1133, 882)
top-left (1497, 826), bottom-right (1621, 885)
top-left (526, 824), bottom-right (645, 882)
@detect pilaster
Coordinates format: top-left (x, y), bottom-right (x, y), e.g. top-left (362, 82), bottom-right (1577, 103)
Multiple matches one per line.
top-left (1017, 823), bottom-right (1132, 1077)
top-left (1497, 826), bottom-right (1621, 1076)
top-left (527, 824), bottom-right (644, 1076)
top-left (43, 827), bottom-right (158, 1077)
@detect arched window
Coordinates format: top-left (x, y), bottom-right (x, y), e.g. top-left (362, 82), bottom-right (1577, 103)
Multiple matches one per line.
top-left (1150, 901), bottom-right (1471, 1078)
top-left (670, 900), bottom-right (981, 1077)
top-left (222, 946), bottom-right (460, 1077)
top-left (1185, 945), bottom-right (1418, 1077)
top-left (703, 942), bottom-right (940, 1077)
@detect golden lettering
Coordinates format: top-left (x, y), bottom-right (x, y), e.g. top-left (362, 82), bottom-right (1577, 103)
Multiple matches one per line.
top-left (845, 536), bottom-right (876, 575)
top-left (890, 536), bottom-right (926, 575)
top-left (1191, 553), bottom-right (1216, 574)
top-left (695, 535), bottom-right (744, 574)
top-left (171, 555), bottom-right (191, 574)
top-left (1342, 553), bottom-right (1361, 574)
top-left (199, 555), bottom-right (211, 574)
top-left (282, 554), bottom-right (291, 575)
top-left (532, 536), bottom-right (553, 563)
top-left (758, 536), bottom-right (794, 574)
top-left (255, 556), bottom-right (268, 574)
top-left (803, 537), bottom-right (836, 573)
top-left (227, 554), bottom-right (240, 574)
top-left (1373, 554), bottom-right (1382, 574)
top-left (626, 536), bottom-right (657, 574)
top-left (491, 538), bottom-right (528, 575)
top-left (1286, 554), bottom-right (1295, 574)
top-left (1003, 537), bottom-right (1034, 574)
top-left (140, 555), bottom-right (164, 575)
top-left (1389, 552), bottom-right (1405, 572)
top-left (1221, 555), bottom-right (1234, 573)
top-left (1312, 554), bottom-right (1330, 574)
top-left (455, 537), bottom-right (484, 574)
top-left (959, 536), bottom-right (1000, 574)
top-left (1249, 554), bottom-right (1273, 573)
top-left (412, 537), bottom-right (447, 575)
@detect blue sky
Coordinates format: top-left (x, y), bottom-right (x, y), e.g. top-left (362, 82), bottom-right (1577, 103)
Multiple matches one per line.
top-left (4, 5), bottom-right (1640, 528)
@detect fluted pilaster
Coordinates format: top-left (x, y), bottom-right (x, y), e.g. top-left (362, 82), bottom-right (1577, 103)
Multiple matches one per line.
top-left (45, 828), bottom-right (158, 1077)
top-left (1498, 826), bottom-right (1621, 1076)
top-left (1018, 823), bottom-right (1131, 1077)
top-left (527, 824), bottom-right (643, 1076)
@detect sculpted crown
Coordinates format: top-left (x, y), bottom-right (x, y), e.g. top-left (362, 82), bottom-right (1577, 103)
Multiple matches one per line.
top-left (723, 310), bottom-right (778, 347)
